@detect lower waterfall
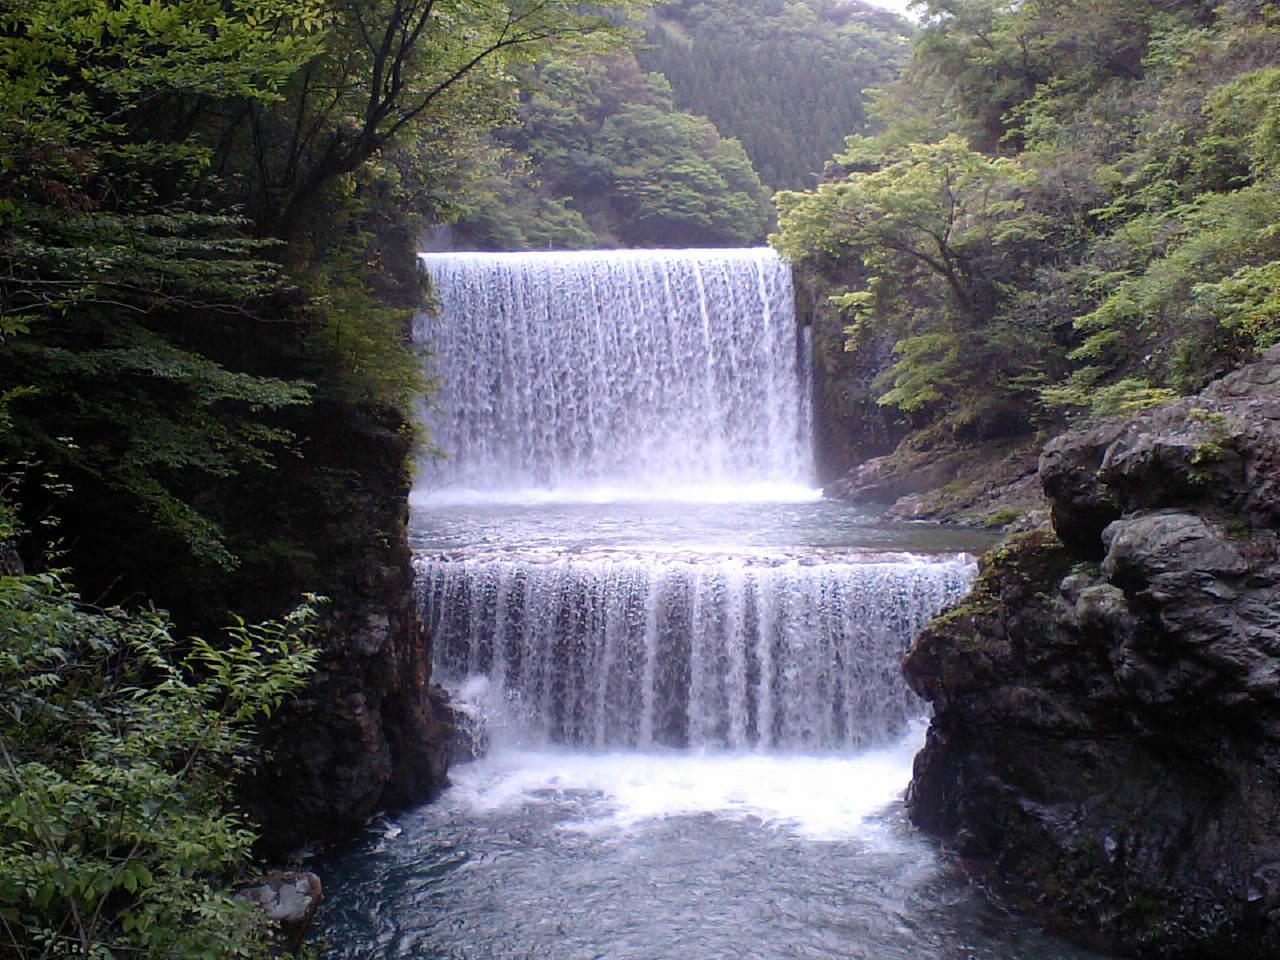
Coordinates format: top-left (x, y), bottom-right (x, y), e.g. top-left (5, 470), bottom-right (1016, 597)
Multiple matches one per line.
top-left (420, 553), bottom-right (974, 751)
top-left (322, 512), bottom-right (1106, 959)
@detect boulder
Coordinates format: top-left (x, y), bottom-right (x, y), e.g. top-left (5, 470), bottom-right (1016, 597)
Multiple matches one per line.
top-left (904, 347), bottom-right (1280, 957)
top-left (237, 871), bottom-right (323, 954)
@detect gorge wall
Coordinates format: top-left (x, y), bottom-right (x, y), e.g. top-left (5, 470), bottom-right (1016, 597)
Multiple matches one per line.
top-left (239, 398), bottom-right (451, 854)
top-left (902, 346), bottom-right (1280, 957)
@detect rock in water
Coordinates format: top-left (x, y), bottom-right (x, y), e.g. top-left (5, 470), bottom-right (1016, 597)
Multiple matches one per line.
top-left (237, 871), bottom-right (323, 952)
top-left (903, 346), bottom-right (1280, 957)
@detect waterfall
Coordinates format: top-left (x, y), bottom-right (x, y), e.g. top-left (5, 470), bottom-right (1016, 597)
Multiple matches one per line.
top-left (417, 248), bottom-right (812, 500)
top-left (414, 246), bottom-right (978, 759)
top-left (419, 553), bottom-right (974, 751)
top-left (322, 247), bottom-right (1075, 960)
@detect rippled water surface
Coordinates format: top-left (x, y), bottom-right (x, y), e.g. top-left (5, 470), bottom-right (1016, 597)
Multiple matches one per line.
top-left (409, 495), bottom-right (999, 558)
top-left (319, 729), bottom-right (1110, 960)
top-left (315, 499), bottom-right (1108, 959)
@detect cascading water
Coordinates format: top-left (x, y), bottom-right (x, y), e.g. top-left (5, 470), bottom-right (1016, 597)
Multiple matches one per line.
top-left (420, 553), bottom-right (973, 751)
top-left (318, 249), bottom-right (1110, 960)
top-left (417, 248), bottom-right (812, 500)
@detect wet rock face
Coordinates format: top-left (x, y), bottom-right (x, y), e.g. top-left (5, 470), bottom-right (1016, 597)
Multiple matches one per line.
top-left (904, 346), bottom-right (1280, 957)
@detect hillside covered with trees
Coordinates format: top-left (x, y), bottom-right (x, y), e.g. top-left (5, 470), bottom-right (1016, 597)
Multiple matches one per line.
top-left (448, 52), bottom-right (774, 249)
top-left (773, 0), bottom-right (1280, 508)
top-left (446, 0), bottom-right (912, 248)
top-left (640, 0), bottom-right (910, 190)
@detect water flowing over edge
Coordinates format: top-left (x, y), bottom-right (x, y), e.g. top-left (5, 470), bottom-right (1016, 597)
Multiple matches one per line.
top-left (416, 247), bottom-right (813, 503)
top-left (418, 553), bottom-right (976, 753)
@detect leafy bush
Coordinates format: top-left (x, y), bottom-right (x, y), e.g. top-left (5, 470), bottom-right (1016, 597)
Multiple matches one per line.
top-left (0, 505), bottom-right (320, 959)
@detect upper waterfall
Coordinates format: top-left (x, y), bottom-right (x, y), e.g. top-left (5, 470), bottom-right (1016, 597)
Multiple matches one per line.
top-left (416, 248), bottom-right (813, 502)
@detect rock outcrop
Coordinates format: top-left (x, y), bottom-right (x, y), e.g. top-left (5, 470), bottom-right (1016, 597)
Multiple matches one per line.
top-left (903, 346), bottom-right (1280, 957)
top-left (242, 403), bottom-right (451, 854)
top-left (237, 871), bottom-right (323, 954)
top-left (792, 257), bottom-right (908, 481)
top-left (825, 437), bottom-right (1049, 530)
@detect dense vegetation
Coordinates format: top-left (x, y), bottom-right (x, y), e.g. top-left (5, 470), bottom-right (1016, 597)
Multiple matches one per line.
top-left (448, 0), bottom-right (911, 248)
top-left (451, 53), bottom-right (773, 249)
top-left (18, 0), bottom-right (1280, 952)
top-left (0, 0), bottom-right (643, 609)
top-left (639, 0), bottom-right (910, 190)
top-left (773, 0), bottom-right (1280, 451)
top-left (0, 493), bottom-right (319, 958)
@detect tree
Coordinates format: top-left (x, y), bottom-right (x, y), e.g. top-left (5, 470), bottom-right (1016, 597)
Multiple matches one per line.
top-left (774, 135), bottom-right (1049, 435)
top-left (451, 53), bottom-right (773, 248)
top-left (0, 488), bottom-right (320, 959)
top-left (0, 0), bottom-right (326, 569)
top-left (637, 0), bottom-right (910, 190)
top-left (774, 0), bottom-right (1280, 449)
top-left (214, 0), bottom-right (646, 239)
top-left (599, 103), bottom-right (772, 246)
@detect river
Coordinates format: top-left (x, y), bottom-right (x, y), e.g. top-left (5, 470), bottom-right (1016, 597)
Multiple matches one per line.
top-left (316, 249), bottom-right (1112, 959)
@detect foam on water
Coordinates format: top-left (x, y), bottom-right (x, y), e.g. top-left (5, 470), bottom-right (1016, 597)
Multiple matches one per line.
top-left (411, 480), bottom-right (824, 508)
top-left (444, 720), bottom-right (927, 842)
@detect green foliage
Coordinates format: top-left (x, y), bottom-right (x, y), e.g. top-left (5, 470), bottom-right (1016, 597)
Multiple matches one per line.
top-left (777, 0), bottom-right (1280, 448)
top-left (0, 500), bottom-right (320, 959)
top-left (1050, 184), bottom-right (1280, 409)
top-left (638, 0), bottom-right (911, 190)
top-left (0, 0), bottom-right (326, 571)
top-left (776, 135), bottom-right (1039, 288)
top-left (456, 53), bottom-right (774, 248)
top-left (0, 0), bottom-right (327, 197)
top-left (598, 103), bottom-right (771, 245)
top-left (2, 0), bottom-right (646, 594)
top-left (1201, 259), bottom-right (1280, 350)
top-left (1040, 376), bottom-right (1179, 419)
top-left (443, 129), bottom-right (601, 250)
top-left (449, 0), bottom-right (909, 248)
top-left (775, 135), bottom-right (1051, 436)
top-left (301, 261), bottom-right (426, 411)
top-left (218, 0), bottom-right (649, 235)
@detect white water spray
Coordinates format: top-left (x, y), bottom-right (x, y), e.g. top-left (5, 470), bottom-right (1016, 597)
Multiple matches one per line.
top-left (417, 248), bottom-right (812, 501)
top-left (419, 553), bottom-right (974, 752)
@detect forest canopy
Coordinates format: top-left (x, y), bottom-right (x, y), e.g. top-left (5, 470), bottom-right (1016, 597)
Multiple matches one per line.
top-left (639, 0), bottom-right (911, 190)
top-left (446, 0), bottom-right (912, 248)
top-left (12, 0), bottom-right (1280, 951)
top-left (0, 0), bottom-right (645, 591)
top-left (449, 53), bottom-right (774, 249)
top-left (773, 0), bottom-right (1280, 444)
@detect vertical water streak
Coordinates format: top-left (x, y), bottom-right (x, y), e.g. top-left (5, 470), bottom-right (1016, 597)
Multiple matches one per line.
top-left (418, 555), bottom-right (975, 751)
top-left (417, 248), bottom-right (812, 498)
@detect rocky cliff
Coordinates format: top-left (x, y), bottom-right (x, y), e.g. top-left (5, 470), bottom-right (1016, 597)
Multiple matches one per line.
top-left (792, 257), bottom-right (907, 482)
top-left (240, 400), bottom-right (451, 855)
top-left (903, 346), bottom-right (1280, 957)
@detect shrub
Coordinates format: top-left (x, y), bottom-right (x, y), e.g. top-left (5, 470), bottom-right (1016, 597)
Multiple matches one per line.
top-left (0, 513), bottom-right (320, 960)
